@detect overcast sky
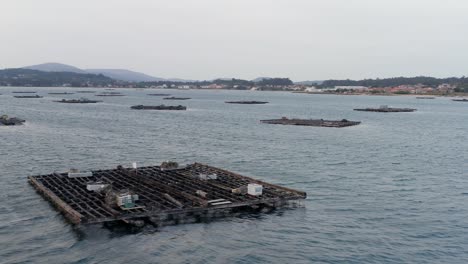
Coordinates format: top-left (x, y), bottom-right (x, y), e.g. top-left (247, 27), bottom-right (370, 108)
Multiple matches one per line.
top-left (1, 0), bottom-right (467, 81)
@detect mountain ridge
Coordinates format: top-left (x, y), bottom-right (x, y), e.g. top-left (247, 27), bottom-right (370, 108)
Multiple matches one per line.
top-left (21, 62), bottom-right (192, 82)
top-left (85, 68), bottom-right (165, 82)
top-left (24, 63), bottom-right (87, 74)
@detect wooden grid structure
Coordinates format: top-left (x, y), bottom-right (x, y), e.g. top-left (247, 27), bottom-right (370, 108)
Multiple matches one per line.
top-left (29, 163), bottom-right (306, 225)
top-left (261, 118), bottom-right (361, 128)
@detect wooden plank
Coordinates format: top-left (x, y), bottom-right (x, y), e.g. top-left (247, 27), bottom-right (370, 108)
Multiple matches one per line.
top-left (163, 193), bottom-right (183, 208)
top-left (28, 176), bottom-right (83, 224)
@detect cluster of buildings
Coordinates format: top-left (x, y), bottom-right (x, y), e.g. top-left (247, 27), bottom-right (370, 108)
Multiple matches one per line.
top-left (301, 84), bottom-right (457, 95)
top-left (144, 83), bottom-right (310, 91)
top-left (44, 82), bottom-right (460, 95)
top-left (141, 83), bottom-right (458, 94)
top-left (367, 84), bottom-right (455, 95)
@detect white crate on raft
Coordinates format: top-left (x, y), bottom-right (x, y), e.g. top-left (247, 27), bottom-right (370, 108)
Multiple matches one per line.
top-left (247, 183), bottom-right (263, 196)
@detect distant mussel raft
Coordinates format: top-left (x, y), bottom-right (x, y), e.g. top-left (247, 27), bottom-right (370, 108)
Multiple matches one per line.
top-left (261, 117), bottom-right (360, 128)
top-left (353, 105), bottom-right (416, 112)
top-left (147, 93), bottom-right (171, 96)
top-left (95, 92), bottom-right (125, 97)
top-left (163, 97), bottom-right (191, 100)
top-left (225, 101), bottom-right (269, 104)
top-left (14, 95), bottom-right (43, 98)
top-left (130, 105), bottom-right (187, 110)
top-left (54, 98), bottom-right (102, 104)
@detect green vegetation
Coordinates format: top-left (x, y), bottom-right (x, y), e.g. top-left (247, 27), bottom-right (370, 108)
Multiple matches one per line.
top-left (0, 69), bottom-right (119, 87)
top-left (454, 84), bottom-right (468, 93)
top-left (138, 77), bottom-right (294, 90)
top-left (258, 78), bottom-right (293, 86)
top-left (212, 78), bottom-right (253, 87)
top-left (369, 90), bottom-right (385, 94)
top-left (1, 67), bottom-right (467, 94)
top-left (393, 90), bottom-right (411, 94)
top-left (320, 76), bottom-right (468, 88)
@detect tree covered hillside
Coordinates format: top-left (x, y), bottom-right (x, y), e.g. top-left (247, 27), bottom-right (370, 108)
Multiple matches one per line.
top-left (0, 68), bottom-right (117, 87)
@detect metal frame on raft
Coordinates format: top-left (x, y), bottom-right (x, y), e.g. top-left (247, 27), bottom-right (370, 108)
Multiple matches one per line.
top-left (28, 163), bottom-right (307, 227)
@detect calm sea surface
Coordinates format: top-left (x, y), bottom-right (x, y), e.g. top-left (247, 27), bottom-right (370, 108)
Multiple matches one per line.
top-left (1, 88), bottom-right (467, 264)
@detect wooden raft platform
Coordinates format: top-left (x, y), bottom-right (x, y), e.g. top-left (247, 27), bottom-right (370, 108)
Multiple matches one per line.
top-left (225, 101), bottom-right (269, 104)
top-left (14, 95), bottom-right (43, 98)
top-left (261, 117), bottom-right (360, 128)
top-left (354, 106), bottom-right (416, 112)
top-left (28, 163), bottom-right (306, 226)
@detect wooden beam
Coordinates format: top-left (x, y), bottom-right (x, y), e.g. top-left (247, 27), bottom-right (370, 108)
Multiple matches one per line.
top-left (28, 176), bottom-right (83, 224)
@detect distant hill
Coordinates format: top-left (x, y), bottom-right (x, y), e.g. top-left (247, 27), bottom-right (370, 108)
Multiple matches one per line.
top-left (86, 69), bottom-right (165, 82)
top-left (22, 62), bottom-right (173, 82)
top-left (0, 68), bottom-right (116, 87)
top-left (23, 62), bottom-right (87, 74)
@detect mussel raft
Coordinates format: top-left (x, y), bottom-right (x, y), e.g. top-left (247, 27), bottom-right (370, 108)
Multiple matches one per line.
top-left (163, 97), bottom-right (191, 100)
top-left (354, 105), bottom-right (416, 112)
top-left (54, 98), bottom-right (102, 104)
top-left (147, 93), bottom-right (171, 96)
top-left (261, 117), bottom-right (361, 128)
top-left (28, 162), bottom-right (306, 227)
top-left (225, 101), bottom-right (269, 104)
top-left (130, 105), bottom-right (187, 110)
top-left (14, 95), bottom-right (43, 98)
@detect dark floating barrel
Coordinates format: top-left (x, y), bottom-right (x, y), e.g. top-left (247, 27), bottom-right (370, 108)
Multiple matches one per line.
top-left (225, 101), bottom-right (269, 104)
top-left (354, 105), bottom-right (416, 112)
top-left (0, 115), bottom-right (25, 126)
top-left (130, 105), bottom-right (187, 110)
top-left (261, 117), bottom-right (360, 128)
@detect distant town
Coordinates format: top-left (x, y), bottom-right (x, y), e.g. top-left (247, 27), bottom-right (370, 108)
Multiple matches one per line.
top-left (1, 64), bottom-right (467, 96)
